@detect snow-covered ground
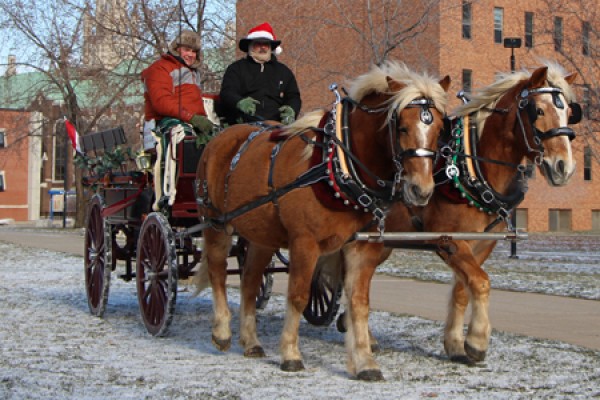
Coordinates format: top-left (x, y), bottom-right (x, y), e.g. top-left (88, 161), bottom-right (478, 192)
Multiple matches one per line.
top-left (1, 233), bottom-right (599, 399)
top-left (0, 231), bottom-right (600, 400)
top-left (380, 233), bottom-right (600, 300)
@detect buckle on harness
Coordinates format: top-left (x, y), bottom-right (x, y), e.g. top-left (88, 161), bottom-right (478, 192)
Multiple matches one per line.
top-left (357, 194), bottom-right (373, 208)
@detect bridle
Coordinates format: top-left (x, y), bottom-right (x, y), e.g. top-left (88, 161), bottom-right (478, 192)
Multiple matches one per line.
top-left (515, 86), bottom-right (581, 164)
top-left (340, 90), bottom-right (438, 198)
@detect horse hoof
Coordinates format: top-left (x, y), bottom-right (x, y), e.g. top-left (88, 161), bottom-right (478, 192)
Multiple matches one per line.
top-left (336, 313), bottom-right (347, 333)
top-left (281, 360), bottom-right (304, 372)
top-left (464, 342), bottom-right (487, 362)
top-left (371, 343), bottom-right (381, 354)
top-left (357, 369), bottom-right (385, 382)
top-left (244, 346), bottom-right (266, 358)
top-left (450, 354), bottom-right (475, 365)
top-left (212, 335), bottom-right (231, 352)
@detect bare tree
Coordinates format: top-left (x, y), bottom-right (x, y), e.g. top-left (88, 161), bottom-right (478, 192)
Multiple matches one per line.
top-left (535, 0), bottom-right (599, 162)
top-left (0, 0), bottom-right (235, 226)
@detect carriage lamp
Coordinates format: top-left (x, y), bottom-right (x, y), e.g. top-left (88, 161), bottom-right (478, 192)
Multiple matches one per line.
top-left (135, 149), bottom-right (152, 172)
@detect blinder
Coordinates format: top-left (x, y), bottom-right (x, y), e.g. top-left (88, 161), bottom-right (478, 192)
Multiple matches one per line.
top-left (568, 102), bottom-right (582, 125)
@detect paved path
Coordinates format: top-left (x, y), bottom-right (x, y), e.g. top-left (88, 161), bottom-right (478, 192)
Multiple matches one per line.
top-left (1, 228), bottom-right (599, 350)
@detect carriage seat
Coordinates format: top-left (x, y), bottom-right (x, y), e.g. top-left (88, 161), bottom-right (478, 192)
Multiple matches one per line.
top-left (148, 95), bottom-right (221, 212)
top-left (79, 126), bottom-right (143, 185)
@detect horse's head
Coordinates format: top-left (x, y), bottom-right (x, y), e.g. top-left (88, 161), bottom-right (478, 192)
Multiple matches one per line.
top-left (515, 65), bottom-right (580, 186)
top-left (383, 73), bottom-right (451, 206)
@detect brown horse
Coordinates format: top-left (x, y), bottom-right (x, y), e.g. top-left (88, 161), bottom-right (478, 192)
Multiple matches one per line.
top-left (327, 62), bottom-right (581, 375)
top-left (194, 61), bottom-right (451, 380)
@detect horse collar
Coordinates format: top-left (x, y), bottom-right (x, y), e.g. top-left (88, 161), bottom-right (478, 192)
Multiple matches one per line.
top-left (440, 118), bottom-right (528, 230)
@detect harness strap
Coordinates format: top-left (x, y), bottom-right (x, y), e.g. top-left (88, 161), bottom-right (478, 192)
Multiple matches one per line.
top-left (207, 161), bottom-right (329, 226)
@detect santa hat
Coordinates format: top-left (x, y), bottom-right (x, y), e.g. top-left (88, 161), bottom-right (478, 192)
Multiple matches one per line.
top-left (239, 22), bottom-right (282, 55)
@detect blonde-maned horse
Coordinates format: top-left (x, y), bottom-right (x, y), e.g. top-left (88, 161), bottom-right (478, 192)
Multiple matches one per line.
top-left (194, 61), bottom-right (451, 381)
top-left (325, 62), bottom-right (581, 373)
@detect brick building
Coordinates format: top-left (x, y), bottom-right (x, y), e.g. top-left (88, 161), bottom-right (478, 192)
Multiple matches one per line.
top-left (236, 0), bottom-right (599, 232)
top-left (0, 108), bottom-right (42, 221)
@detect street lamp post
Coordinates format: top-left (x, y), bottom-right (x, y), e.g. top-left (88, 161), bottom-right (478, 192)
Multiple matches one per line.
top-left (503, 37), bottom-right (522, 259)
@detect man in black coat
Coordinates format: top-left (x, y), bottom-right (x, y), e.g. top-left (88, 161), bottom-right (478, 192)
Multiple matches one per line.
top-left (219, 22), bottom-right (302, 125)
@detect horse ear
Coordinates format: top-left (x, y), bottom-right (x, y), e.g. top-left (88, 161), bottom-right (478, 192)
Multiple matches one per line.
top-left (386, 76), bottom-right (406, 92)
top-left (530, 66), bottom-right (549, 87)
top-left (564, 72), bottom-right (578, 85)
top-left (439, 75), bottom-right (451, 92)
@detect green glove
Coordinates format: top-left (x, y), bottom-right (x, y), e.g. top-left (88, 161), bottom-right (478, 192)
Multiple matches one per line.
top-left (237, 97), bottom-right (260, 116)
top-left (190, 114), bottom-right (215, 135)
top-left (279, 105), bottom-right (296, 125)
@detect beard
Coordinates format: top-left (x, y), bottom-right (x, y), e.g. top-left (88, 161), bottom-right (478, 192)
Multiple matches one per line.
top-left (249, 47), bottom-right (272, 63)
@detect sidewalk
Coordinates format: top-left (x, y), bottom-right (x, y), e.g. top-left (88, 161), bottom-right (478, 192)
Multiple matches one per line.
top-left (1, 228), bottom-right (599, 350)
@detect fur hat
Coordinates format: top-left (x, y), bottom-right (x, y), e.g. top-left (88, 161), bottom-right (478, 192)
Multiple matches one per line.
top-left (168, 30), bottom-right (201, 54)
top-left (239, 22), bottom-right (282, 55)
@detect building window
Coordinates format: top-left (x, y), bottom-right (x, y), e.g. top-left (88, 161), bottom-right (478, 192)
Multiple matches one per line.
top-left (462, 69), bottom-right (472, 93)
top-left (593, 210), bottom-right (600, 231)
top-left (554, 17), bottom-right (563, 51)
top-left (462, 1), bottom-right (472, 39)
top-left (515, 209), bottom-right (528, 230)
top-left (525, 12), bottom-right (534, 48)
top-left (582, 21), bottom-right (591, 56)
top-left (54, 133), bottom-right (66, 182)
top-left (583, 85), bottom-right (591, 119)
top-left (584, 145), bottom-right (592, 181)
top-left (0, 171), bottom-right (5, 191)
top-left (494, 7), bottom-right (504, 44)
top-left (0, 130), bottom-right (5, 148)
top-left (549, 209), bottom-right (572, 232)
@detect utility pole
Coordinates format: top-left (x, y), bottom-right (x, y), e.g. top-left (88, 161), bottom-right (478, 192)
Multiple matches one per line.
top-left (504, 37), bottom-right (522, 259)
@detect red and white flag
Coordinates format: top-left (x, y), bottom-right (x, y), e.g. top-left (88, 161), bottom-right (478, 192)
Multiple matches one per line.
top-left (64, 117), bottom-right (83, 155)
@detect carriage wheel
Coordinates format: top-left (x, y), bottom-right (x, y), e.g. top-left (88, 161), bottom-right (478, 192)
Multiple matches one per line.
top-left (84, 195), bottom-right (112, 317)
top-left (234, 236), bottom-right (274, 310)
top-left (302, 263), bottom-right (343, 326)
top-left (135, 212), bottom-right (178, 336)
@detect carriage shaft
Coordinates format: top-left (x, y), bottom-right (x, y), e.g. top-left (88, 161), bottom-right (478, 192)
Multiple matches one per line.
top-left (354, 231), bottom-right (527, 245)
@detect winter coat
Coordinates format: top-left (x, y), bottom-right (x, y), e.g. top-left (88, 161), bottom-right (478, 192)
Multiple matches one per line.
top-left (141, 53), bottom-right (206, 123)
top-left (219, 55), bottom-right (301, 125)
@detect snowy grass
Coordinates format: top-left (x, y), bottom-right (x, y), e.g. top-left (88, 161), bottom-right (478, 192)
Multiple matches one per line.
top-left (0, 238), bottom-right (599, 399)
top-left (379, 233), bottom-right (600, 300)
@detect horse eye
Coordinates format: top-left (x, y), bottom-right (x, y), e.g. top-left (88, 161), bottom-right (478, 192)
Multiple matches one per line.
top-left (537, 108), bottom-right (544, 117)
top-left (397, 126), bottom-right (408, 135)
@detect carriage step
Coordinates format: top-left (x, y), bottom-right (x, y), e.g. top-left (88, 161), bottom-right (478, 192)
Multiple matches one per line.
top-left (118, 273), bottom-right (136, 281)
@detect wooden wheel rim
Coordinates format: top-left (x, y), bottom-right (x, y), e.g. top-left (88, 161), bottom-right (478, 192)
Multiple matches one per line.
top-left (136, 213), bottom-right (177, 336)
top-left (84, 195), bottom-right (111, 316)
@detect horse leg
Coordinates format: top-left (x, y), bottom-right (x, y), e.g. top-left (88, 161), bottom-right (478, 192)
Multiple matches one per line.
top-left (343, 243), bottom-right (384, 381)
top-left (203, 228), bottom-right (233, 351)
top-left (443, 242), bottom-right (491, 363)
top-left (444, 278), bottom-right (471, 364)
top-left (239, 244), bottom-right (274, 358)
top-left (279, 239), bottom-right (319, 372)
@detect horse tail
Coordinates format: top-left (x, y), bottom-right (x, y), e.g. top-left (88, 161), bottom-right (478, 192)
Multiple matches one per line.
top-left (191, 249), bottom-right (211, 296)
top-left (191, 234), bottom-right (233, 296)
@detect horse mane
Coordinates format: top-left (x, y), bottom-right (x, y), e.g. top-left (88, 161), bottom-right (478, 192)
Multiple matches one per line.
top-left (347, 60), bottom-right (449, 122)
top-left (451, 61), bottom-right (577, 131)
top-left (285, 109), bottom-right (326, 136)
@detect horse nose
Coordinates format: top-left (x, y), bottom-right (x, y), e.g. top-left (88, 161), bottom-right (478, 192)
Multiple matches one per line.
top-left (410, 183), bottom-right (433, 203)
top-left (556, 159), bottom-right (566, 176)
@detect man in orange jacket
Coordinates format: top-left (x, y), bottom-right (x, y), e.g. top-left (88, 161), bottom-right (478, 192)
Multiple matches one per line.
top-left (141, 29), bottom-right (215, 147)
